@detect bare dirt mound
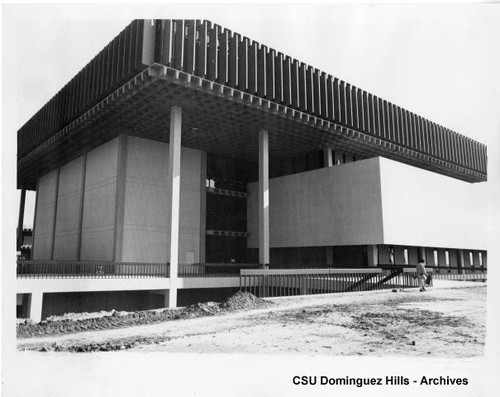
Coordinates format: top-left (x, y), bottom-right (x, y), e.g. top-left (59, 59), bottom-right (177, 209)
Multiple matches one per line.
top-left (17, 292), bottom-right (272, 339)
top-left (221, 291), bottom-right (272, 310)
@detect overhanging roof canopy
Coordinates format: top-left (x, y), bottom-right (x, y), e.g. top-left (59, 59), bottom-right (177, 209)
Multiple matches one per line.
top-left (17, 19), bottom-right (487, 190)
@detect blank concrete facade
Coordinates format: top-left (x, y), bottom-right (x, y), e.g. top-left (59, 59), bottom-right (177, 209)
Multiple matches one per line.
top-left (247, 157), bottom-right (486, 251)
top-left (33, 135), bottom-right (204, 265)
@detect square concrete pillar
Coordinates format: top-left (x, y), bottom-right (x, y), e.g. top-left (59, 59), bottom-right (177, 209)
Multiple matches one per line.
top-left (457, 249), bottom-right (465, 274)
top-left (464, 250), bottom-right (473, 267)
top-left (377, 245), bottom-right (391, 265)
top-left (437, 249), bottom-right (447, 267)
top-left (481, 251), bottom-right (487, 268)
top-left (425, 248), bottom-right (435, 267)
top-left (472, 251), bottom-right (481, 268)
top-left (367, 245), bottom-right (378, 267)
top-left (29, 292), bottom-right (44, 323)
top-left (167, 106), bottom-right (182, 307)
top-left (417, 247), bottom-right (426, 262)
top-left (394, 246), bottom-right (406, 265)
top-left (407, 247), bottom-right (418, 265)
top-left (449, 249), bottom-right (458, 267)
top-left (259, 129), bottom-right (270, 268)
top-left (323, 148), bottom-right (333, 167)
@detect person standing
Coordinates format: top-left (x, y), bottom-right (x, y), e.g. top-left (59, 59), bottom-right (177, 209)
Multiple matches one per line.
top-left (416, 259), bottom-right (428, 292)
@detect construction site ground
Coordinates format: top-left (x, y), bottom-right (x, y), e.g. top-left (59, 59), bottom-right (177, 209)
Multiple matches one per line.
top-left (17, 280), bottom-right (486, 357)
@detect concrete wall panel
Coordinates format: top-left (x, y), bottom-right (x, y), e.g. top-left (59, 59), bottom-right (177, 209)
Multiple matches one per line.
top-left (53, 156), bottom-right (85, 260)
top-left (247, 157), bottom-right (385, 248)
top-left (32, 169), bottom-right (58, 260)
top-left (122, 229), bottom-right (169, 263)
top-left (80, 228), bottom-right (115, 261)
top-left (379, 157), bottom-right (487, 250)
top-left (80, 138), bottom-right (119, 261)
top-left (121, 136), bottom-right (202, 264)
top-left (84, 139), bottom-right (119, 187)
top-left (53, 232), bottom-right (80, 260)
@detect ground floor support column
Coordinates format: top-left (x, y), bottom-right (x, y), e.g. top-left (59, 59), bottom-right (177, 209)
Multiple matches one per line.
top-left (323, 148), bottom-right (333, 167)
top-left (17, 189), bottom-right (26, 251)
top-left (167, 106), bottom-right (182, 308)
top-left (259, 129), bottom-right (270, 269)
top-left (457, 249), bottom-right (465, 274)
top-left (367, 245), bottom-right (378, 267)
top-left (437, 249), bottom-right (447, 268)
top-left (417, 247), bottom-right (425, 262)
top-left (29, 292), bottom-right (43, 322)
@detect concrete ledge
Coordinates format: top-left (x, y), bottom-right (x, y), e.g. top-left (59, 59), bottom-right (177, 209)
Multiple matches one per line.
top-left (178, 277), bottom-right (240, 289)
top-left (17, 278), bottom-right (171, 294)
top-left (17, 277), bottom-right (242, 294)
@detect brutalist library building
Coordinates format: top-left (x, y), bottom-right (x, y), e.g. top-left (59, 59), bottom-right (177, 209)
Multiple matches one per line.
top-left (17, 20), bottom-right (487, 321)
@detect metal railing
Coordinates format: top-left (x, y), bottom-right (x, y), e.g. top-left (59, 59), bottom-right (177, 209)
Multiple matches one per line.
top-left (16, 261), bottom-right (260, 279)
top-left (240, 268), bottom-right (422, 298)
top-left (378, 265), bottom-right (487, 281)
top-left (178, 263), bottom-right (260, 278)
top-left (16, 261), bottom-right (169, 279)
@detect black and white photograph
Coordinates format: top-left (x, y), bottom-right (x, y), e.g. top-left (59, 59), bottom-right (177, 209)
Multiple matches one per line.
top-left (2, 2), bottom-right (500, 396)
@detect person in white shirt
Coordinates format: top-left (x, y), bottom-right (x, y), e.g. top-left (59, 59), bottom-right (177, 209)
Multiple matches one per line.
top-left (416, 259), bottom-right (428, 292)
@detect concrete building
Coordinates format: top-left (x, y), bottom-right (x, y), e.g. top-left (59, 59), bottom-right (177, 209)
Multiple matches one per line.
top-left (17, 19), bottom-right (487, 321)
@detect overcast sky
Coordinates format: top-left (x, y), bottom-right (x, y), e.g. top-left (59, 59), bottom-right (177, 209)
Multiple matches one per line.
top-left (4, 3), bottom-right (500, 228)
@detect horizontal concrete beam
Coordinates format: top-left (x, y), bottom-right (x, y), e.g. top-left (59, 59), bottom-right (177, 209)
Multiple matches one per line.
top-left (17, 278), bottom-right (171, 294)
top-left (178, 277), bottom-right (240, 289)
top-left (17, 277), bottom-right (242, 294)
top-left (241, 268), bottom-right (382, 276)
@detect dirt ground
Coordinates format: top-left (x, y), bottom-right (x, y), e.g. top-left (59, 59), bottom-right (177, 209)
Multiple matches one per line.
top-left (17, 281), bottom-right (486, 357)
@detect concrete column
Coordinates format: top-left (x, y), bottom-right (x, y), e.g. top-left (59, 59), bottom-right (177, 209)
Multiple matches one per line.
top-left (464, 251), bottom-right (472, 267)
top-left (437, 249), bottom-right (447, 268)
top-left (29, 292), bottom-right (43, 322)
top-left (167, 106), bottom-right (182, 307)
top-left (323, 148), bottom-right (333, 167)
top-left (417, 246), bottom-right (425, 262)
top-left (472, 251), bottom-right (480, 268)
top-left (378, 245), bottom-right (390, 265)
top-left (259, 129), bottom-right (270, 268)
top-left (31, 180), bottom-right (40, 259)
top-left (394, 246), bottom-right (406, 265)
top-left (367, 245), bottom-right (378, 267)
top-left (199, 151), bottom-right (207, 264)
top-left (17, 189), bottom-right (26, 251)
top-left (425, 248), bottom-right (435, 267)
top-left (457, 249), bottom-right (465, 274)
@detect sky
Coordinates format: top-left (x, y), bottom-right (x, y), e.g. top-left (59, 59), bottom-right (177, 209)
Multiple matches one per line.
top-left (2, 3), bottom-right (500, 395)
